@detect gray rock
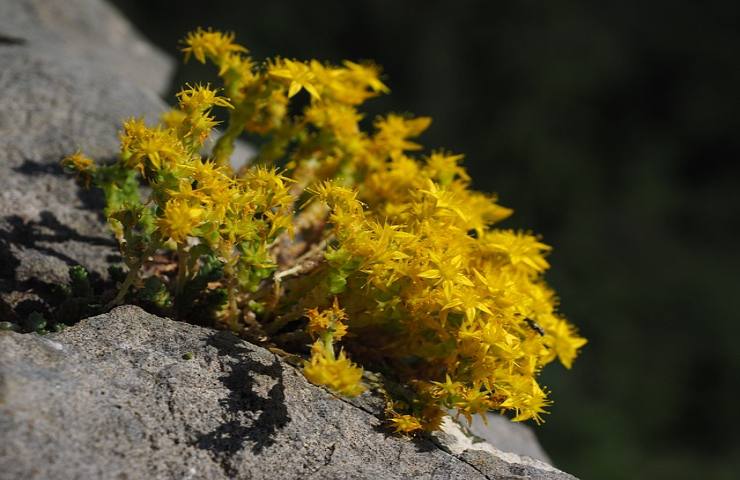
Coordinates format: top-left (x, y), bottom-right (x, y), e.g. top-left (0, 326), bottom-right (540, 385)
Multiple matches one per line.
top-left (460, 449), bottom-right (577, 480)
top-left (0, 306), bottom-right (577, 479)
top-left (0, 0), bottom-right (169, 319)
top-left (0, 0), bottom-right (174, 95)
top-left (432, 419), bottom-right (577, 480)
top-left (466, 413), bottom-right (552, 464)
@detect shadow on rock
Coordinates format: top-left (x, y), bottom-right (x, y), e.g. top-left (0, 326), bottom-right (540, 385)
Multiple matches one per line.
top-left (0, 231), bottom-right (55, 320)
top-left (2, 211), bottom-right (115, 267)
top-left (13, 159), bottom-right (109, 220)
top-left (194, 331), bottom-right (290, 475)
top-left (0, 33), bottom-right (27, 46)
top-left (0, 211), bottom-right (114, 319)
top-left (13, 159), bottom-right (64, 176)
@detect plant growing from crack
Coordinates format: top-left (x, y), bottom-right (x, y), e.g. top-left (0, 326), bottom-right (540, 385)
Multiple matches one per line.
top-left (62, 28), bottom-right (586, 433)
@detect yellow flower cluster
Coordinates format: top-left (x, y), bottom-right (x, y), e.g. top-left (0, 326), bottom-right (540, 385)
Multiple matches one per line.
top-left (306, 298), bottom-right (349, 340)
top-left (311, 172), bottom-right (585, 426)
top-left (388, 414), bottom-right (424, 434)
top-left (66, 78), bottom-right (293, 325)
top-left (118, 111), bottom-right (291, 251)
top-left (182, 28), bottom-right (247, 64)
top-left (61, 151), bottom-right (96, 187)
top-left (63, 28), bottom-right (586, 433)
top-left (302, 299), bottom-right (364, 396)
top-left (304, 339), bottom-right (365, 397)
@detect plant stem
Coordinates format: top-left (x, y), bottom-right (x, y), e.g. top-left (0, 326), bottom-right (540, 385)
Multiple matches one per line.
top-left (321, 332), bottom-right (336, 361)
top-left (106, 244), bottom-right (158, 310)
top-left (175, 243), bottom-right (188, 295)
top-left (212, 110), bottom-right (246, 166)
top-left (107, 266), bottom-right (138, 309)
top-left (223, 258), bottom-right (241, 332)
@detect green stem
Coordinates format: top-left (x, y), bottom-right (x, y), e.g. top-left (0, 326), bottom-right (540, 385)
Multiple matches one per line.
top-left (107, 266), bottom-right (138, 309)
top-left (106, 243), bottom-right (158, 310)
top-left (223, 258), bottom-right (241, 332)
top-left (212, 110), bottom-right (246, 166)
top-left (175, 243), bottom-right (188, 295)
top-left (321, 332), bottom-right (336, 361)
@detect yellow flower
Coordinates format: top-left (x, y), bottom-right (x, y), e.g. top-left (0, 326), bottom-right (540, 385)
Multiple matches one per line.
top-left (305, 103), bottom-right (363, 143)
top-left (218, 53), bottom-right (256, 91)
top-left (430, 374), bottom-right (464, 401)
top-left (182, 28), bottom-right (246, 63)
top-left (423, 151), bottom-right (469, 185)
top-left (545, 317), bottom-right (588, 369)
top-left (482, 230), bottom-right (551, 275)
top-left (176, 84), bottom-right (233, 112)
top-left (417, 251), bottom-right (474, 289)
top-left (62, 151), bottom-right (95, 172)
top-left (119, 119), bottom-right (189, 173)
top-left (186, 111), bottom-right (221, 144)
top-left (342, 60), bottom-right (389, 94)
top-left (268, 58), bottom-right (321, 100)
top-left (157, 199), bottom-right (204, 243)
top-left (388, 414), bottom-right (423, 434)
top-left (62, 151), bottom-right (96, 187)
top-left (119, 117), bottom-right (149, 153)
top-left (304, 340), bottom-right (365, 397)
top-left (306, 298), bottom-right (349, 339)
top-left (374, 114), bottom-right (431, 154)
top-left (500, 377), bottom-right (551, 425)
top-left (307, 60), bottom-right (389, 104)
top-left (244, 88), bottom-right (289, 134)
top-left (160, 109), bottom-right (187, 130)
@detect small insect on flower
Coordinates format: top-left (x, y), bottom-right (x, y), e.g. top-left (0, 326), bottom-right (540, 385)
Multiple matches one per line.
top-left (524, 317), bottom-right (546, 336)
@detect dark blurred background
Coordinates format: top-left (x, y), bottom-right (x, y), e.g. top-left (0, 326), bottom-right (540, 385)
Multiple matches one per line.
top-left (110, 1), bottom-right (740, 478)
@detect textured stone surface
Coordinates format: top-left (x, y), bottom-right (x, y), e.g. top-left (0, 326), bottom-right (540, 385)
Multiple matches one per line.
top-left (467, 412), bottom-right (552, 464)
top-left (0, 0), bottom-right (173, 94)
top-left (0, 0), bottom-right (169, 319)
top-left (0, 306), bottom-right (576, 479)
top-left (432, 419), bottom-right (577, 480)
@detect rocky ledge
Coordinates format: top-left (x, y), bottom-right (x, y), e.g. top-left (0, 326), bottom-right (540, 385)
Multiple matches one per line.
top-left (0, 306), bottom-right (576, 480)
